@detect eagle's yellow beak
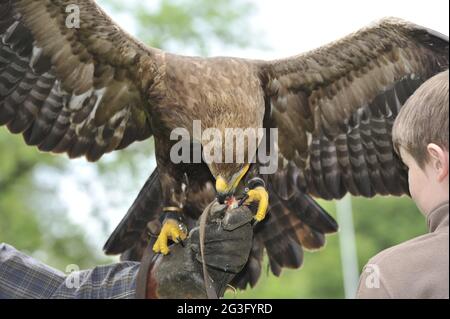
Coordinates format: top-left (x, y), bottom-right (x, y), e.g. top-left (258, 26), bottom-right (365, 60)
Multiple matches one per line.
top-left (215, 176), bottom-right (230, 194)
top-left (215, 164), bottom-right (250, 203)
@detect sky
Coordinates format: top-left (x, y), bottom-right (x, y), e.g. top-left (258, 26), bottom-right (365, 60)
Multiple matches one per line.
top-left (53, 0), bottom-right (449, 247)
top-left (217, 0), bottom-right (449, 59)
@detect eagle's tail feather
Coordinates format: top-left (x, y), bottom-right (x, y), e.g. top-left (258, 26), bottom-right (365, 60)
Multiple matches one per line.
top-left (231, 186), bottom-right (338, 290)
top-left (103, 168), bottom-right (162, 255)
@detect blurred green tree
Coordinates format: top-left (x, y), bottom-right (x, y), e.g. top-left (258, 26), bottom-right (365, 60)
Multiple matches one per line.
top-left (106, 0), bottom-right (259, 55)
top-left (0, 130), bottom-right (110, 269)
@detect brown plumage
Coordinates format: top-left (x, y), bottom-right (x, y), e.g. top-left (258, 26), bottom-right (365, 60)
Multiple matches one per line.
top-left (1, 0), bottom-right (448, 289)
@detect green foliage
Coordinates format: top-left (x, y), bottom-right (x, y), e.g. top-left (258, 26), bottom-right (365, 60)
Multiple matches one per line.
top-left (103, 0), bottom-right (259, 55)
top-left (0, 128), bottom-right (111, 270)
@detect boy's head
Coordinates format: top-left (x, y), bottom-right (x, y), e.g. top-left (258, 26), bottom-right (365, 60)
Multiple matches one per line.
top-left (392, 70), bottom-right (449, 215)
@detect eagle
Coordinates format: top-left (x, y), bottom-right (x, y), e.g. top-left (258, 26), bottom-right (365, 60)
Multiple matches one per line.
top-left (1, 0), bottom-right (448, 289)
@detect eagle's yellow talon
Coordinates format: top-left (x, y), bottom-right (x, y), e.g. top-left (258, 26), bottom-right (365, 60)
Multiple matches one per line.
top-left (245, 186), bottom-right (269, 222)
top-left (152, 219), bottom-right (187, 255)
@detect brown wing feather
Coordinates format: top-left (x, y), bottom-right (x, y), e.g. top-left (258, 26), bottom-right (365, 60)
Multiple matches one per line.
top-left (260, 18), bottom-right (449, 199)
top-left (103, 163), bottom-right (216, 255)
top-left (0, 0), bottom-right (162, 161)
top-left (103, 168), bottom-right (163, 255)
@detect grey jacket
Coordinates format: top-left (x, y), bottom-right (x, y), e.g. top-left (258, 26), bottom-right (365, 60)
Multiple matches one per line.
top-left (356, 202), bottom-right (449, 299)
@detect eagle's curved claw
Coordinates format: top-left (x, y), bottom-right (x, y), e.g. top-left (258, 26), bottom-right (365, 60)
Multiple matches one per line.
top-left (244, 186), bottom-right (269, 222)
top-left (152, 219), bottom-right (188, 255)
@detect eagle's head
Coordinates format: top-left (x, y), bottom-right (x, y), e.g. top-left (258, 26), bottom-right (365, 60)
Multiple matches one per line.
top-left (202, 124), bottom-right (260, 204)
top-left (209, 162), bottom-right (250, 204)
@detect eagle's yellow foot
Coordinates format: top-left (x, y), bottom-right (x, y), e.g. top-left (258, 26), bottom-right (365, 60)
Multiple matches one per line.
top-left (152, 219), bottom-right (187, 255)
top-left (244, 186), bottom-right (269, 221)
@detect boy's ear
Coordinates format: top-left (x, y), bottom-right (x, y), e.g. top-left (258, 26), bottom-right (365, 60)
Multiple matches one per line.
top-left (426, 143), bottom-right (449, 182)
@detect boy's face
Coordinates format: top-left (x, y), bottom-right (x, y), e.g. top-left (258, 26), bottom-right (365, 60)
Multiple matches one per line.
top-left (400, 146), bottom-right (449, 215)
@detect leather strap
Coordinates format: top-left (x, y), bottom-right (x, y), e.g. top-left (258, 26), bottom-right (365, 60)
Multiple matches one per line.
top-left (199, 200), bottom-right (219, 299)
top-left (135, 244), bottom-right (155, 299)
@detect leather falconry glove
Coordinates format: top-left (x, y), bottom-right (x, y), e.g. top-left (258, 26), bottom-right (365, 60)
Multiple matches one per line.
top-left (135, 202), bottom-right (254, 299)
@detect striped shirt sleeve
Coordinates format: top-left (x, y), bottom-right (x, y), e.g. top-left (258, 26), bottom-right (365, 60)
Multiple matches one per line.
top-left (0, 243), bottom-right (140, 299)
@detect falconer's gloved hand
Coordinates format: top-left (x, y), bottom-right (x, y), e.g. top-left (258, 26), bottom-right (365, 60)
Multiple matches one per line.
top-left (136, 202), bottom-right (254, 299)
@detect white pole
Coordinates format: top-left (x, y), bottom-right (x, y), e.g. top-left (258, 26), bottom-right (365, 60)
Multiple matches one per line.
top-left (336, 194), bottom-right (360, 299)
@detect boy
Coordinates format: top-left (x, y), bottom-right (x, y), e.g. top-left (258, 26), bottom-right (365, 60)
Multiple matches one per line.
top-left (357, 70), bottom-right (449, 299)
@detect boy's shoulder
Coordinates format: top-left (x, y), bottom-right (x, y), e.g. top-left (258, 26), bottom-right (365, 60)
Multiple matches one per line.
top-left (369, 228), bottom-right (448, 267)
top-left (362, 228), bottom-right (449, 298)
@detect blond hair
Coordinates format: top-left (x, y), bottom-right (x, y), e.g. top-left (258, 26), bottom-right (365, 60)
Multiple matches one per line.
top-left (392, 70), bottom-right (449, 168)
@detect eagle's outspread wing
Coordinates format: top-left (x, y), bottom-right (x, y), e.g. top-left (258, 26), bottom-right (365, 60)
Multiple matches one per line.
top-left (259, 17), bottom-right (449, 200)
top-left (2, 2), bottom-right (449, 293)
top-left (103, 17), bottom-right (449, 290)
top-left (0, 0), bottom-right (162, 161)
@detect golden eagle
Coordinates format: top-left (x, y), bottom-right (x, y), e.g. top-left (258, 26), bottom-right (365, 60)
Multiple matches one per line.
top-left (1, 0), bottom-right (448, 289)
